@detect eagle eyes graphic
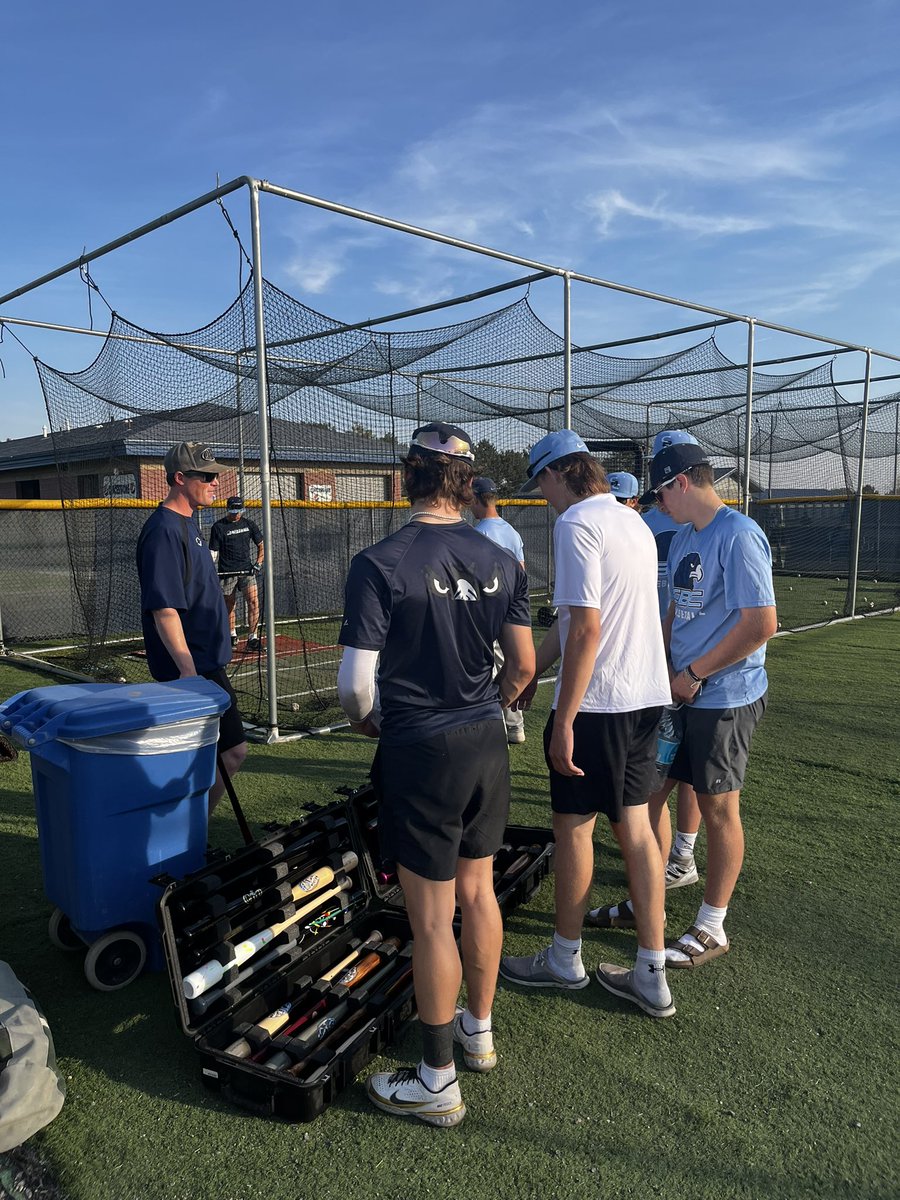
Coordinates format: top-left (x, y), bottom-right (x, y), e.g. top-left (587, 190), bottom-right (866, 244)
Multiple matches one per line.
top-left (483, 575), bottom-right (500, 595)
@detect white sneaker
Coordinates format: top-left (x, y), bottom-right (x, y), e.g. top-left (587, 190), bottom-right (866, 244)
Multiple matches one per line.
top-left (664, 849), bottom-right (699, 890)
top-left (452, 1007), bottom-right (496, 1072)
top-left (366, 1066), bottom-right (466, 1127)
top-left (506, 727), bottom-right (526, 745)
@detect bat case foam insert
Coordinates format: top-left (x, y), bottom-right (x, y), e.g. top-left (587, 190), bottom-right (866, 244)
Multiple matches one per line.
top-left (157, 783), bottom-right (554, 1123)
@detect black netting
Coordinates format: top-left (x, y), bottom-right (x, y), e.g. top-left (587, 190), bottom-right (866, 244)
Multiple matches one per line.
top-left (1, 273), bottom-right (895, 732)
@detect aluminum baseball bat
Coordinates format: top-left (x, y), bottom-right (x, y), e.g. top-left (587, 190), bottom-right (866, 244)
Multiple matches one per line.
top-left (182, 877), bottom-right (352, 999)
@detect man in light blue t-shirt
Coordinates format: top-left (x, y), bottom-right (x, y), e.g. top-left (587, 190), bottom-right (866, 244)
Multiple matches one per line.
top-left (651, 439), bottom-right (777, 970)
top-left (471, 477), bottom-right (527, 744)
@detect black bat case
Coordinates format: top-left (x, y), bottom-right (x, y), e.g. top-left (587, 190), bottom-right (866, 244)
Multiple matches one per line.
top-left (157, 781), bottom-right (554, 1123)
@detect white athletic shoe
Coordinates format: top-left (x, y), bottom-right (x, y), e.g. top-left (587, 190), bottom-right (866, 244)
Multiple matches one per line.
top-left (366, 1067), bottom-right (466, 1127)
top-left (664, 850), bottom-right (699, 890)
top-left (452, 1007), bottom-right (497, 1072)
top-left (506, 726), bottom-right (526, 745)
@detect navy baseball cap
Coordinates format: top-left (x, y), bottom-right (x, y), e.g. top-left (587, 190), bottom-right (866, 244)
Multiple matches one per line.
top-left (651, 429), bottom-right (700, 457)
top-left (639, 442), bottom-right (711, 504)
top-left (518, 429), bottom-right (590, 495)
top-left (472, 476), bottom-right (498, 496)
top-left (408, 422), bottom-right (475, 461)
top-left (226, 496), bottom-right (244, 512)
top-left (608, 471), bottom-right (640, 499)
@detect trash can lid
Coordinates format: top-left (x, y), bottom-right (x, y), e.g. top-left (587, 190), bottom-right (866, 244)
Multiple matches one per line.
top-left (0, 678), bottom-right (232, 749)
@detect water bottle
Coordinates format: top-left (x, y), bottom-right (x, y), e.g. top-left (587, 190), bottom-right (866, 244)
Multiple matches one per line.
top-left (655, 704), bottom-right (682, 785)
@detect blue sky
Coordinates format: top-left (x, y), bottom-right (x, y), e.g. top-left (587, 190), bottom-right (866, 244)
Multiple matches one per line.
top-left (2, 0), bottom-right (900, 438)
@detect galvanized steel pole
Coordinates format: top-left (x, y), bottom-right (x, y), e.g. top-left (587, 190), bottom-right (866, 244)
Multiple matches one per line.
top-left (742, 321), bottom-right (755, 515)
top-left (248, 182), bottom-right (280, 739)
top-left (563, 273), bottom-right (572, 429)
top-left (846, 350), bottom-right (872, 617)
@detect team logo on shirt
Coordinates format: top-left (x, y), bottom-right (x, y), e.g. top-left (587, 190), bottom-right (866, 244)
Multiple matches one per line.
top-left (425, 566), bottom-right (501, 601)
top-left (672, 551), bottom-right (704, 614)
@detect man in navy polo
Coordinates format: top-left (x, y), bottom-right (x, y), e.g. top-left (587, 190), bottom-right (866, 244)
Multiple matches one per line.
top-left (136, 441), bottom-right (247, 812)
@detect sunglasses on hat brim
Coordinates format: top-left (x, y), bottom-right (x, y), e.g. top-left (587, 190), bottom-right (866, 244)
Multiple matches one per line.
top-left (409, 430), bottom-right (474, 461)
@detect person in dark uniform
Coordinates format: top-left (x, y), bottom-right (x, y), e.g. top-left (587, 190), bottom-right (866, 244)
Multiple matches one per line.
top-left (135, 442), bottom-right (247, 813)
top-left (208, 497), bottom-right (265, 652)
top-left (337, 422), bottom-right (534, 1128)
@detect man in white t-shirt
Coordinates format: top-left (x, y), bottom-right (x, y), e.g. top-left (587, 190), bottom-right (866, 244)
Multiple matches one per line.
top-left (499, 430), bottom-right (676, 1018)
top-left (470, 476), bottom-right (527, 745)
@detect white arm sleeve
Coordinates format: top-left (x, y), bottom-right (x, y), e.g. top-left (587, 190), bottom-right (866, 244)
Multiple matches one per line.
top-left (337, 647), bottom-right (380, 724)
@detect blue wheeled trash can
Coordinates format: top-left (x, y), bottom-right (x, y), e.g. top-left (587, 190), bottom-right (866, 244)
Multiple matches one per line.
top-left (0, 678), bottom-right (231, 991)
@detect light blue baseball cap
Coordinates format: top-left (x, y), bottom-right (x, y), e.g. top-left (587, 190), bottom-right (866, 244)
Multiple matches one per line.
top-left (608, 471), bottom-right (640, 499)
top-left (652, 429), bottom-right (699, 457)
top-left (518, 429), bottom-right (590, 495)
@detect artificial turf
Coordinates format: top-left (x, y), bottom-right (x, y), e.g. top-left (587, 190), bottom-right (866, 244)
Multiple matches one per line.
top-left (0, 615), bottom-right (897, 1200)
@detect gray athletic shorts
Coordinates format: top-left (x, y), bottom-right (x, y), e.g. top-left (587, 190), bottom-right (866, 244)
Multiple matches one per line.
top-left (371, 718), bottom-right (510, 882)
top-left (220, 574), bottom-right (256, 597)
top-left (667, 693), bottom-right (767, 795)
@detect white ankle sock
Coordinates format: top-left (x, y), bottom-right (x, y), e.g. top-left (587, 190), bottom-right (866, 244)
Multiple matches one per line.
top-left (460, 1008), bottom-right (491, 1035)
top-left (550, 932), bottom-right (584, 979)
top-left (673, 830), bottom-right (698, 856)
top-left (665, 901), bottom-right (728, 964)
top-left (634, 946), bottom-right (672, 1007)
top-left (609, 899), bottom-right (633, 919)
top-left (696, 901), bottom-right (727, 942)
top-left (418, 1060), bottom-right (457, 1091)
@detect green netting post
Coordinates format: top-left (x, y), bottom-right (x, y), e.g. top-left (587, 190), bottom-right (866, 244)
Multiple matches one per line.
top-left (846, 349), bottom-right (872, 617)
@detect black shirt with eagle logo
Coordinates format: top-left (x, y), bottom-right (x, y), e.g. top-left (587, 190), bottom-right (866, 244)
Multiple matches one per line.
top-left (340, 521), bottom-right (530, 744)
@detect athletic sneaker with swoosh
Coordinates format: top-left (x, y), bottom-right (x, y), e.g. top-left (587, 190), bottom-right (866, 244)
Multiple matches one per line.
top-left (366, 1067), bottom-right (466, 1127)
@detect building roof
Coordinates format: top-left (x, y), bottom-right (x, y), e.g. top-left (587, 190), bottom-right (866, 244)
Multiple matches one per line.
top-left (0, 405), bottom-right (401, 471)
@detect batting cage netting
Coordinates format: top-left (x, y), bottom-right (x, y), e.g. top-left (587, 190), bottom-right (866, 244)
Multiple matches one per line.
top-left (3, 273), bottom-right (898, 736)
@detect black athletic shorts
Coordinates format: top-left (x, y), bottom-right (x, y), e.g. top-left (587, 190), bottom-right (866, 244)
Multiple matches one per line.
top-left (667, 693), bottom-right (767, 795)
top-left (371, 718), bottom-right (510, 882)
top-left (544, 706), bottom-right (662, 823)
top-left (204, 667), bottom-right (246, 754)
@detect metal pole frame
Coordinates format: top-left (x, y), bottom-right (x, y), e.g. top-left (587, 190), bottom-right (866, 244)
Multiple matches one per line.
top-left (563, 273), bottom-right (572, 429)
top-left (846, 350), bottom-right (872, 616)
top-left (742, 321), bottom-right (755, 515)
top-left (248, 182), bottom-right (280, 740)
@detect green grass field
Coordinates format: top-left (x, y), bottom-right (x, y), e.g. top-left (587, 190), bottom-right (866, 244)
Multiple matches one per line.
top-left (0, 616), bottom-right (898, 1200)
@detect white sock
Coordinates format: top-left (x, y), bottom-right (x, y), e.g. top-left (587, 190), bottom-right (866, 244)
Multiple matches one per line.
top-left (673, 830), bottom-right (698, 857)
top-left (418, 1060), bottom-right (457, 1091)
top-left (460, 1008), bottom-right (491, 1035)
top-left (550, 932), bottom-right (584, 980)
top-left (634, 946), bottom-right (672, 1007)
top-left (696, 901), bottom-right (727, 943)
top-left (665, 902), bottom-right (728, 964)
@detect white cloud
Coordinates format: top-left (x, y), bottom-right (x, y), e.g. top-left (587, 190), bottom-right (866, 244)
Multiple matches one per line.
top-left (587, 190), bottom-right (770, 238)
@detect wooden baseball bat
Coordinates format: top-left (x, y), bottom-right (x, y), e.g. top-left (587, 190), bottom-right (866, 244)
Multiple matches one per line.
top-left (182, 877), bottom-right (352, 999)
top-left (182, 850), bottom-right (358, 945)
top-left (494, 844), bottom-right (543, 890)
top-left (294, 959), bottom-right (415, 1085)
top-left (252, 938), bottom-right (401, 1066)
top-left (226, 932), bottom-right (386, 1060)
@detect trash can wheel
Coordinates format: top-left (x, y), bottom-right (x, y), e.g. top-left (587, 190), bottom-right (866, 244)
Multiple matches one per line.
top-left (84, 930), bottom-right (147, 991)
top-left (48, 907), bottom-right (85, 952)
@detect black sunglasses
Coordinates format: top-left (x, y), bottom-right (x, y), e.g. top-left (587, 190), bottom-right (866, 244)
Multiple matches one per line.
top-left (183, 471), bottom-right (218, 483)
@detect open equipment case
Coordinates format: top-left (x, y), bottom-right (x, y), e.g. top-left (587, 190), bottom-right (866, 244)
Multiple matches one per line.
top-left (158, 781), bottom-right (554, 1123)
